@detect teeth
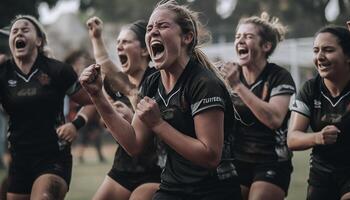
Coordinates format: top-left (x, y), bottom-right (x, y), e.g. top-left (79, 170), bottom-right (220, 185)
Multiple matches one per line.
top-left (151, 41), bottom-right (161, 46)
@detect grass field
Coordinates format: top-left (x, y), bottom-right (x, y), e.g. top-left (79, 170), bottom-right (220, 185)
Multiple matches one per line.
top-left (0, 144), bottom-right (311, 200)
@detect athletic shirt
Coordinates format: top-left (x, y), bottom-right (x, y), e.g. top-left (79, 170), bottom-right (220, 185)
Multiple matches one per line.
top-left (0, 54), bottom-right (80, 155)
top-left (232, 63), bottom-right (295, 163)
top-left (290, 75), bottom-right (350, 171)
top-left (104, 67), bottom-right (162, 172)
top-left (140, 58), bottom-right (236, 194)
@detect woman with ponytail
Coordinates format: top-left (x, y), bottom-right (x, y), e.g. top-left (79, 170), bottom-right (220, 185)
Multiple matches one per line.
top-left (220, 13), bottom-right (296, 200)
top-left (80, 0), bottom-right (241, 199)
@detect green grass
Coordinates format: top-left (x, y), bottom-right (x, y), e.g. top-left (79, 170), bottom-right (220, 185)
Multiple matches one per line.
top-left (0, 145), bottom-right (311, 200)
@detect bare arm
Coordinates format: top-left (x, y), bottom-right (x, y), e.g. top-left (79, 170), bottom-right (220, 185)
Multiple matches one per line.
top-left (138, 97), bottom-right (223, 169)
top-left (235, 84), bottom-right (291, 130)
top-left (69, 88), bottom-right (93, 105)
top-left (79, 64), bottom-right (151, 156)
top-left (86, 16), bottom-right (138, 109)
top-left (222, 62), bottom-right (291, 130)
top-left (287, 111), bottom-right (340, 150)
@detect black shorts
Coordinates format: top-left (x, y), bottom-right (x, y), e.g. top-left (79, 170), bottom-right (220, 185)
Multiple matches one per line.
top-left (7, 151), bottom-right (72, 194)
top-left (153, 177), bottom-right (242, 200)
top-left (107, 167), bottom-right (161, 191)
top-left (234, 160), bottom-right (293, 195)
top-left (307, 166), bottom-right (350, 200)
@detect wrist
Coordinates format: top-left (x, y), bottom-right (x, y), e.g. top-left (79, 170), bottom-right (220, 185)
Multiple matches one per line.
top-left (95, 55), bottom-right (109, 65)
top-left (232, 82), bottom-right (243, 93)
top-left (71, 115), bottom-right (86, 130)
top-left (314, 132), bottom-right (323, 145)
top-left (151, 119), bottom-right (166, 134)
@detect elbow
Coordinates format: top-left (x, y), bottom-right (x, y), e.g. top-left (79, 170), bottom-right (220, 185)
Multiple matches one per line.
top-left (203, 152), bottom-right (221, 169)
top-left (126, 148), bottom-right (141, 157)
top-left (207, 158), bottom-right (221, 169)
top-left (266, 118), bottom-right (283, 130)
top-left (287, 136), bottom-right (299, 151)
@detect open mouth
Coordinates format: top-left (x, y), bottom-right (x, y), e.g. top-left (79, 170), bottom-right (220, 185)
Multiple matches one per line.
top-left (15, 39), bottom-right (26, 49)
top-left (151, 41), bottom-right (165, 59)
top-left (119, 54), bottom-right (128, 65)
top-left (237, 48), bottom-right (248, 56)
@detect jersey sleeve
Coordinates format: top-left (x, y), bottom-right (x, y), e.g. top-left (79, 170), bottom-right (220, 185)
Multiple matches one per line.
top-left (57, 64), bottom-right (81, 96)
top-left (289, 79), bottom-right (314, 118)
top-left (189, 76), bottom-right (227, 116)
top-left (269, 68), bottom-right (296, 97)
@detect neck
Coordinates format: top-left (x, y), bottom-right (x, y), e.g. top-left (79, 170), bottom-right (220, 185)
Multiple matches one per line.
top-left (242, 59), bottom-right (267, 85)
top-left (160, 55), bottom-right (190, 93)
top-left (13, 51), bottom-right (38, 75)
top-left (324, 75), bottom-right (350, 97)
top-left (128, 59), bottom-right (149, 87)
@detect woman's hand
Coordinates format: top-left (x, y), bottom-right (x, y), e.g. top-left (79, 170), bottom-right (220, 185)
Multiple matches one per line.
top-left (79, 64), bottom-right (102, 96)
top-left (315, 125), bottom-right (340, 145)
top-left (220, 62), bottom-right (241, 90)
top-left (56, 123), bottom-right (78, 142)
top-left (86, 16), bottom-right (103, 39)
top-left (136, 96), bottom-right (163, 129)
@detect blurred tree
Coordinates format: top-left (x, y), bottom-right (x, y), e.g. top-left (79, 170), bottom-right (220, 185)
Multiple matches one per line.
top-left (214, 0), bottom-right (349, 41)
top-left (0, 0), bottom-right (58, 28)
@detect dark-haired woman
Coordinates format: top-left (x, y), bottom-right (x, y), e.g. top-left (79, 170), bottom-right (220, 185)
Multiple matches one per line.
top-left (288, 25), bottom-right (350, 200)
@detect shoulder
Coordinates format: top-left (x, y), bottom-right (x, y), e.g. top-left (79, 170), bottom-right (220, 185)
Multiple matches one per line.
top-left (41, 56), bottom-right (72, 72)
top-left (39, 56), bottom-right (76, 79)
top-left (0, 59), bottom-right (12, 77)
top-left (140, 70), bottom-right (161, 96)
top-left (300, 76), bottom-right (320, 94)
top-left (266, 63), bottom-right (292, 77)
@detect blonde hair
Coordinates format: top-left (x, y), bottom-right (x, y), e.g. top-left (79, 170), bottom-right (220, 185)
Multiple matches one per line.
top-left (154, 0), bottom-right (224, 82)
top-left (238, 12), bottom-right (287, 58)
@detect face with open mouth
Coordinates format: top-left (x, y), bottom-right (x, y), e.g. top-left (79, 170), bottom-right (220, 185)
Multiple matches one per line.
top-left (234, 23), bottom-right (266, 67)
top-left (9, 19), bottom-right (42, 59)
top-left (116, 29), bottom-right (147, 75)
top-left (313, 32), bottom-right (350, 80)
top-left (146, 9), bottom-right (184, 70)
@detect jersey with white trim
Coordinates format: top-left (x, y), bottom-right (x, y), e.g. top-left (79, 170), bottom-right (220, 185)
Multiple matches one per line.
top-left (104, 67), bottom-right (162, 172)
top-left (290, 75), bottom-right (350, 171)
top-left (232, 63), bottom-right (295, 163)
top-left (140, 59), bottom-right (236, 192)
top-left (0, 55), bottom-right (80, 155)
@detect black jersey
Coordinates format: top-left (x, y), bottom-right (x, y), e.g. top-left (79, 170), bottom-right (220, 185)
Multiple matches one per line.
top-left (232, 63), bottom-right (295, 163)
top-left (290, 75), bottom-right (350, 171)
top-left (104, 67), bottom-right (161, 172)
top-left (0, 54), bottom-right (80, 155)
top-left (140, 58), bottom-right (236, 193)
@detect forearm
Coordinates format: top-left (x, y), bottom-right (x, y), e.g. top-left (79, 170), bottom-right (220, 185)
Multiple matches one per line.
top-left (90, 92), bottom-right (138, 153)
top-left (287, 130), bottom-right (318, 151)
top-left (235, 84), bottom-right (284, 129)
top-left (90, 38), bottom-right (136, 101)
top-left (152, 121), bottom-right (220, 169)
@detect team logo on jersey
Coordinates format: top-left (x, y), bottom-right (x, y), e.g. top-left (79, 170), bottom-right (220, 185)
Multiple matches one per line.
top-left (37, 73), bottom-right (51, 86)
top-left (8, 80), bottom-right (17, 87)
top-left (265, 170), bottom-right (276, 178)
top-left (314, 100), bottom-right (321, 109)
top-left (114, 91), bottom-right (122, 97)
